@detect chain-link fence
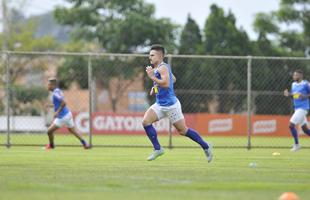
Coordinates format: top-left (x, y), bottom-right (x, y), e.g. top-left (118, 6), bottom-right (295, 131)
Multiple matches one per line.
top-left (1, 51), bottom-right (310, 149)
top-left (0, 53), bottom-right (6, 147)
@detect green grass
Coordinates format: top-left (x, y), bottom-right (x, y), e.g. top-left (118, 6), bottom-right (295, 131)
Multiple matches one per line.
top-left (0, 139), bottom-right (310, 200)
top-left (2, 133), bottom-right (310, 148)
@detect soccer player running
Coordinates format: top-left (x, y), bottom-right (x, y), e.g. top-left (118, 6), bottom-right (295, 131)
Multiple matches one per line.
top-left (45, 78), bottom-right (90, 150)
top-left (143, 44), bottom-right (213, 162)
top-left (284, 69), bottom-right (310, 151)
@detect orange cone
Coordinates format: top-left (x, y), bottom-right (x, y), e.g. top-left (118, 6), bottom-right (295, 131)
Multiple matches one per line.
top-left (278, 192), bottom-right (299, 200)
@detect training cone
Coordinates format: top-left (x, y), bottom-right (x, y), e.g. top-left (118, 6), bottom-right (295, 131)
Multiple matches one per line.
top-left (278, 192), bottom-right (299, 200)
top-left (272, 152), bottom-right (281, 156)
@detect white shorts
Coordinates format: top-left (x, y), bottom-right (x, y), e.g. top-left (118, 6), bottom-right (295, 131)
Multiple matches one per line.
top-left (53, 112), bottom-right (75, 128)
top-left (290, 109), bottom-right (308, 125)
top-left (150, 100), bottom-right (184, 124)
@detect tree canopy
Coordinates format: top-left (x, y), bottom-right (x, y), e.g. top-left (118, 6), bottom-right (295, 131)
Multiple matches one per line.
top-left (54, 0), bottom-right (177, 53)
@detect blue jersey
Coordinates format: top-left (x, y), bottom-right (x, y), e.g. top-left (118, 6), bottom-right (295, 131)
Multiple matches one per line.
top-left (291, 80), bottom-right (310, 110)
top-left (52, 88), bottom-right (70, 119)
top-left (154, 62), bottom-right (177, 106)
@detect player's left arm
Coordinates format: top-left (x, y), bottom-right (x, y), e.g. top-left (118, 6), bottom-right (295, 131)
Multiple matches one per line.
top-left (146, 65), bottom-right (170, 88)
top-left (283, 89), bottom-right (291, 97)
top-left (299, 82), bottom-right (310, 99)
top-left (53, 91), bottom-right (66, 118)
top-left (172, 74), bottom-right (176, 83)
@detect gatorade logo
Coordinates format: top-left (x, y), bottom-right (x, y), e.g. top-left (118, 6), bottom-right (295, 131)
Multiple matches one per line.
top-left (208, 118), bottom-right (233, 133)
top-left (74, 112), bottom-right (171, 134)
top-left (253, 120), bottom-right (276, 134)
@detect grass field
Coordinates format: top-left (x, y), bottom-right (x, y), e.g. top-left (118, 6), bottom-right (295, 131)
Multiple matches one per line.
top-left (1, 135), bottom-right (310, 200)
top-left (2, 133), bottom-right (310, 148)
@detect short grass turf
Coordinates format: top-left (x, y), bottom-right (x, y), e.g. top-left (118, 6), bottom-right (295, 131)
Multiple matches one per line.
top-left (2, 134), bottom-right (310, 148)
top-left (0, 146), bottom-right (309, 200)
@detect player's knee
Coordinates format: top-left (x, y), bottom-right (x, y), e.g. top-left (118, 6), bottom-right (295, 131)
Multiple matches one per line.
top-left (178, 130), bottom-right (187, 136)
top-left (176, 128), bottom-right (187, 136)
top-left (142, 118), bottom-right (150, 127)
top-left (47, 129), bottom-right (54, 135)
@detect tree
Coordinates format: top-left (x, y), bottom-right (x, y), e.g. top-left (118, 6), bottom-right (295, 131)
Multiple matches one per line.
top-left (0, 7), bottom-right (58, 115)
top-left (252, 12), bottom-right (283, 56)
top-left (204, 5), bottom-right (252, 56)
top-left (92, 56), bottom-right (145, 112)
top-left (172, 5), bottom-right (252, 113)
top-left (54, 0), bottom-right (178, 112)
top-left (179, 14), bottom-right (203, 55)
top-left (253, 13), bottom-right (279, 41)
top-left (0, 19), bottom-right (58, 83)
top-left (12, 86), bottom-right (49, 116)
top-left (250, 0), bottom-right (310, 114)
top-left (54, 0), bottom-right (177, 53)
top-left (253, 0), bottom-right (310, 56)
top-left (174, 16), bottom-right (205, 112)
top-left (276, 0), bottom-right (310, 55)
top-left (201, 4), bottom-right (251, 113)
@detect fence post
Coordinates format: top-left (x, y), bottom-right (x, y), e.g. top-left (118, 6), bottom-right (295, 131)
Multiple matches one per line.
top-left (167, 54), bottom-right (173, 149)
top-left (247, 56), bottom-right (252, 150)
top-left (88, 53), bottom-right (93, 148)
top-left (5, 51), bottom-right (11, 148)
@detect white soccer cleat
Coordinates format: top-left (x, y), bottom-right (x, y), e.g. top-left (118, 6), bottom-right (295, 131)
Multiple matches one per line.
top-left (204, 143), bottom-right (213, 163)
top-left (147, 148), bottom-right (165, 161)
top-left (290, 144), bottom-right (301, 152)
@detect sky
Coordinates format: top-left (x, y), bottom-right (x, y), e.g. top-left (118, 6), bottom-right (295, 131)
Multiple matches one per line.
top-left (9, 0), bottom-right (280, 39)
top-left (145, 0), bottom-right (280, 39)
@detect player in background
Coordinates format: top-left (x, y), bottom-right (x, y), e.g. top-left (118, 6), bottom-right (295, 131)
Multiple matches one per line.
top-left (45, 78), bottom-right (90, 150)
top-left (143, 44), bottom-right (213, 162)
top-left (284, 69), bottom-right (310, 151)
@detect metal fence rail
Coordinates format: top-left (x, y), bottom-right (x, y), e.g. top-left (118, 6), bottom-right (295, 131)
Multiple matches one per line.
top-left (1, 51), bottom-right (310, 149)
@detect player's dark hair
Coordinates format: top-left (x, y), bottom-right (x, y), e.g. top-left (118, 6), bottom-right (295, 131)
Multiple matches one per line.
top-left (150, 44), bottom-right (165, 55)
top-left (295, 69), bottom-right (303, 75)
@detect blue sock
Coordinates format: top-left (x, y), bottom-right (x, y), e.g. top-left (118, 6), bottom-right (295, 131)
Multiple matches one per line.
top-left (302, 128), bottom-right (310, 136)
top-left (144, 125), bottom-right (161, 150)
top-left (80, 139), bottom-right (87, 146)
top-left (186, 128), bottom-right (209, 149)
top-left (289, 126), bottom-right (299, 144)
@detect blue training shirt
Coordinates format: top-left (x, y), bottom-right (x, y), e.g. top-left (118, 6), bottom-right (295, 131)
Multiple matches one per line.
top-left (154, 62), bottom-right (177, 106)
top-left (291, 80), bottom-right (310, 110)
top-left (52, 88), bottom-right (70, 119)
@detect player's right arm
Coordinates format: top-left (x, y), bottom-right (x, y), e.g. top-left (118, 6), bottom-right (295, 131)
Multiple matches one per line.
top-left (146, 65), bottom-right (170, 88)
top-left (44, 103), bottom-right (54, 108)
